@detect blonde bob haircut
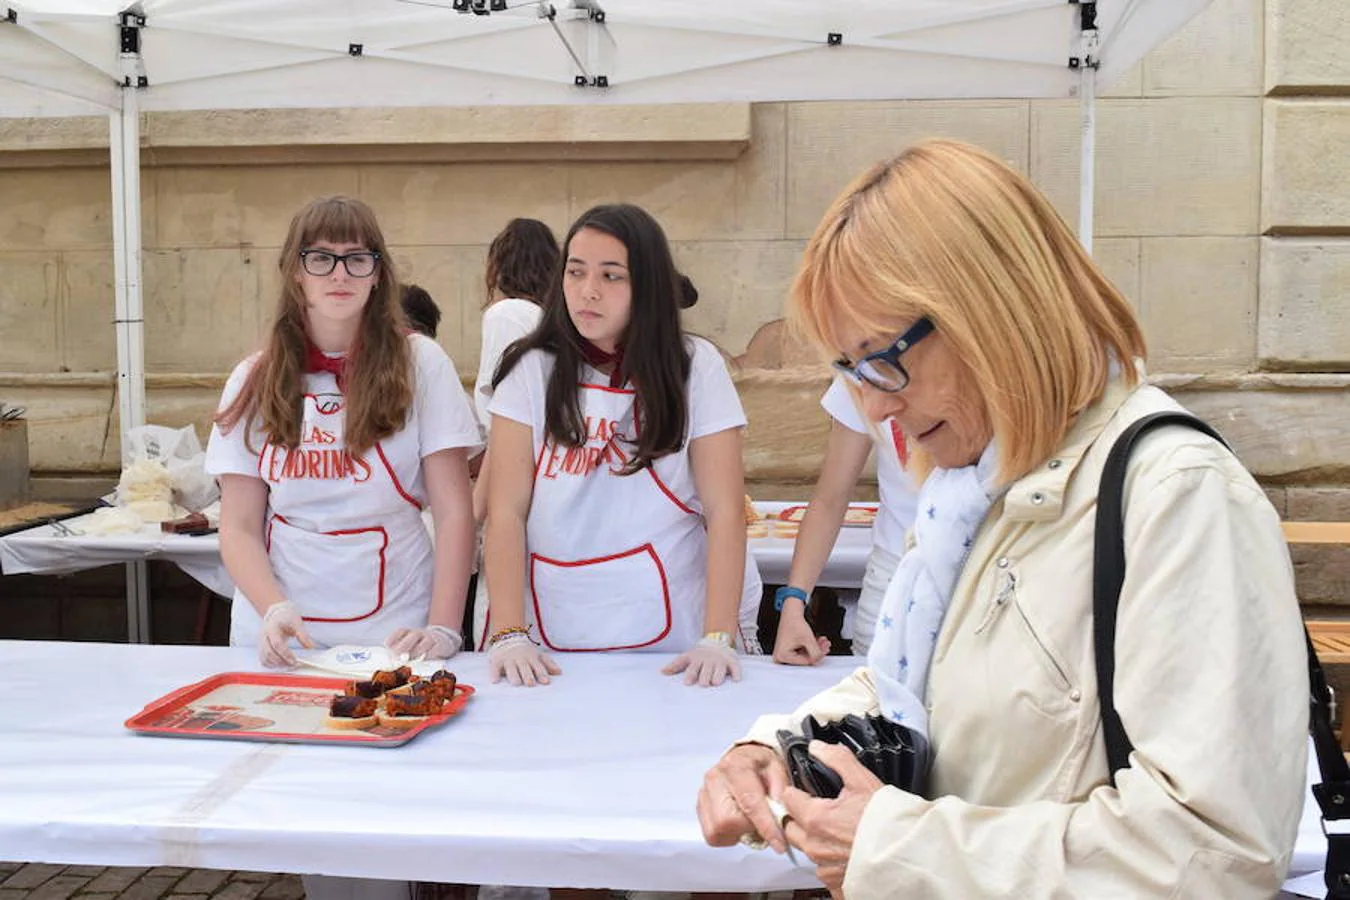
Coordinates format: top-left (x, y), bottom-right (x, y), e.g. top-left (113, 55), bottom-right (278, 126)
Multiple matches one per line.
top-left (790, 138), bottom-right (1147, 485)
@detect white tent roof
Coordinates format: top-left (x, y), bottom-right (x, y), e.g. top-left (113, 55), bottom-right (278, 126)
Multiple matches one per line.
top-left (3, 0), bottom-right (1211, 117)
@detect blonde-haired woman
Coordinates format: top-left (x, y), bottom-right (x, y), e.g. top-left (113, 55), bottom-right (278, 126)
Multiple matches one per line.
top-left (697, 140), bottom-right (1307, 898)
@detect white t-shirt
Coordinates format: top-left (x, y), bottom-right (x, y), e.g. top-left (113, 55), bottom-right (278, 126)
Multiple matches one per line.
top-left (489, 335), bottom-right (747, 512)
top-left (474, 297), bottom-right (544, 439)
top-left (820, 375), bottom-right (919, 555)
top-left (205, 333), bottom-right (482, 525)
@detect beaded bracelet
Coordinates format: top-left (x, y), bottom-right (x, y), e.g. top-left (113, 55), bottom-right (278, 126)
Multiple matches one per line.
top-left (487, 625), bottom-right (533, 648)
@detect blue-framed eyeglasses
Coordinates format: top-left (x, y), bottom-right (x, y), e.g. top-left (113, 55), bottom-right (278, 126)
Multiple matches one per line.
top-left (832, 317), bottom-right (935, 393)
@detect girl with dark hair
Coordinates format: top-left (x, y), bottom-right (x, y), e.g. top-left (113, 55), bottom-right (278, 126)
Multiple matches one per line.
top-left (482, 203), bottom-right (761, 688)
top-left (207, 196), bottom-right (481, 672)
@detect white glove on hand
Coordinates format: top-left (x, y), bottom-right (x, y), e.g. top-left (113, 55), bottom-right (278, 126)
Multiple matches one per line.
top-left (259, 601), bottom-right (315, 668)
top-left (662, 635), bottom-right (741, 687)
top-left (488, 633), bottom-right (561, 687)
top-left (385, 624), bottom-right (464, 661)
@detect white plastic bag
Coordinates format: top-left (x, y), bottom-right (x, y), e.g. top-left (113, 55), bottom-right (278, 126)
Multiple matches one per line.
top-left (122, 424), bottom-right (219, 513)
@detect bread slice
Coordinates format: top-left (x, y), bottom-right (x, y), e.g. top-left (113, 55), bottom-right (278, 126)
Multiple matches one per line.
top-left (326, 695), bottom-right (378, 730)
top-left (326, 713), bottom-right (378, 730)
top-left (375, 711), bottom-right (429, 730)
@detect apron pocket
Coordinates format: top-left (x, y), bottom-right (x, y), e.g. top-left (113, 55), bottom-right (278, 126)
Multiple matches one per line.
top-left (268, 515), bottom-right (388, 623)
top-left (530, 543), bottom-right (672, 651)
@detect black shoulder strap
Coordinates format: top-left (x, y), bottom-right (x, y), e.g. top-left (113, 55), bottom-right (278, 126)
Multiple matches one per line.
top-left (1094, 410), bottom-right (1350, 899)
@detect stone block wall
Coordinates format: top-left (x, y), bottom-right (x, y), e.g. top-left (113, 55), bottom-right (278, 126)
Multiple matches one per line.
top-left (1, 0), bottom-right (1347, 609)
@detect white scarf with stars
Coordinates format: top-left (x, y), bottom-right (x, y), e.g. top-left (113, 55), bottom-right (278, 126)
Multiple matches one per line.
top-left (867, 441), bottom-right (1000, 739)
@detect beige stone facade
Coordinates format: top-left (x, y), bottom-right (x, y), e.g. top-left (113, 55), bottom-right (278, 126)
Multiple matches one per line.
top-left (1, 0), bottom-right (1347, 602)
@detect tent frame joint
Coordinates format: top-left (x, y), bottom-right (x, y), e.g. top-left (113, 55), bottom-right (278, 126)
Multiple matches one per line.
top-left (3, 9), bottom-right (15, 25)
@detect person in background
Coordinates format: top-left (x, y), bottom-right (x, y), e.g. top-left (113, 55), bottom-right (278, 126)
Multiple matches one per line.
top-left (482, 203), bottom-right (762, 687)
top-left (771, 380), bottom-right (919, 664)
top-left (464, 218), bottom-right (561, 648)
top-left (697, 140), bottom-right (1306, 898)
top-left (470, 218), bottom-right (560, 511)
top-left (401, 283), bottom-right (442, 339)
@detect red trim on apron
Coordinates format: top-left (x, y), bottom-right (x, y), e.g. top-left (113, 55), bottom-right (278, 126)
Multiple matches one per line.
top-left (646, 467), bottom-right (698, 516)
top-left (529, 543), bottom-right (673, 652)
top-left (270, 513), bottom-right (389, 624)
top-left (374, 442), bottom-right (423, 510)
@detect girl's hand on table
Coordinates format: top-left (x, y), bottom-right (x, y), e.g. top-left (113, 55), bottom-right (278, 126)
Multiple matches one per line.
top-left (489, 634), bottom-right (561, 686)
top-left (385, 624), bottom-right (464, 660)
top-left (663, 635), bottom-right (740, 687)
top-left (259, 601), bottom-right (314, 668)
top-left (773, 608), bottom-right (830, 666)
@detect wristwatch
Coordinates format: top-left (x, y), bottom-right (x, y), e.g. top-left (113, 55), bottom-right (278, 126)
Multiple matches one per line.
top-left (774, 585), bottom-right (809, 612)
top-left (701, 630), bottom-right (734, 649)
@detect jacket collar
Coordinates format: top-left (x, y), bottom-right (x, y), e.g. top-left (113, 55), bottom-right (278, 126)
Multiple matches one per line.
top-left (1000, 361), bottom-right (1145, 522)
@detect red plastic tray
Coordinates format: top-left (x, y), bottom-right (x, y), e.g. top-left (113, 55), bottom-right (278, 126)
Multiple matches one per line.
top-left (125, 671), bottom-right (474, 747)
top-left (777, 504), bottom-right (878, 527)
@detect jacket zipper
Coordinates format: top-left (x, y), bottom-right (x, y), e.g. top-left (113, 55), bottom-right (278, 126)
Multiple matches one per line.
top-left (973, 569), bottom-right (1017, 636)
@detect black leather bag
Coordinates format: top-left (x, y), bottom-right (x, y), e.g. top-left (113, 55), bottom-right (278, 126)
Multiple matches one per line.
top-left (1095, 412), bottom-right (1350, 900)
top-left (778, 711), bottom-right (931, 799)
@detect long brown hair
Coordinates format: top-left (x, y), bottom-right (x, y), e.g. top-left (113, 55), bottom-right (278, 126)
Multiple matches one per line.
top-left (494, 204), bottom-right (690, 474)
top-left (215, 196), bottom-right (413, 460)
top-left (484, 217), bottom-right (560, 308)
top-left (790, 140), bottom-right (1146, 484)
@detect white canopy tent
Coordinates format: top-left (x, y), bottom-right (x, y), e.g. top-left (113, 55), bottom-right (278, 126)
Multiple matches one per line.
top-left (1, 0), bottom-right (1212, 436)
top-left (2, 0), bottom-right (1210, 637)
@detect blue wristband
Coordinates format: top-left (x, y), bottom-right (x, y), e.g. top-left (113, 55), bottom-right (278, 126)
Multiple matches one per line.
top-left (774, 585), bottom-right (809, 612)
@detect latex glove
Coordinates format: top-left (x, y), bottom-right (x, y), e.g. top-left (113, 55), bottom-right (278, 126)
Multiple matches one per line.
top-left (772, 608), bottom-right (830, 666)
top-left (259, 601), bottom-right (315, 668)
top-left (385, 624), bottom-right (463, 661)
top-left (663, 635), bottom-right (741, 687)
top-left (489, 634), bottom-right (561, 687)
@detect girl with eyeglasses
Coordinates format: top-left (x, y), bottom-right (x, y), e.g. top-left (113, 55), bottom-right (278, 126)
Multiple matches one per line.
top-left (481, 203), bottom-right (762, 687)
top-left (207, 195), bottom-right (481, 673)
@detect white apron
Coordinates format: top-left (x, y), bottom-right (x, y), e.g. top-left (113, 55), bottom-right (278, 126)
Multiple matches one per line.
top-left (477, 379), bottom-right (760, 653)
top-left (230, 388), bottom-right (433, 650)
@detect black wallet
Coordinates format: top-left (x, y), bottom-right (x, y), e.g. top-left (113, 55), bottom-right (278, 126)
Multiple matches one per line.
top-left (779, 713), bottom-right (931, 798)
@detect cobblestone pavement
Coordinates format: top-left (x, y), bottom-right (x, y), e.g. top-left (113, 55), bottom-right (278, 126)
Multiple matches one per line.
top-left (0, 863), bottom-right (304, 900)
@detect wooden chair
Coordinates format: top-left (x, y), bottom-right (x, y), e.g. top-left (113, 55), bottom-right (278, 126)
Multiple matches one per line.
top-left (1287, 521), bottom-right (1350, 749)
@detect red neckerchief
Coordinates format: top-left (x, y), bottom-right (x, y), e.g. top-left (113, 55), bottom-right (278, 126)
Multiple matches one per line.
top-left (305, 342), bottom-right (348, 393)
top-left (579, 340), bottom-right (625, 388)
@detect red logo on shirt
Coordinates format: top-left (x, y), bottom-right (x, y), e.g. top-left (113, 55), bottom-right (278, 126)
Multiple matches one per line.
top-left (539, 416), bottom-right (630, 480)
top-left (262, 445), bottom-right (374, 483)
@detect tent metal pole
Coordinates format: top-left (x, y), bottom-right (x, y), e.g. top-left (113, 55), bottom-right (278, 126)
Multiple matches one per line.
top-left (1078, 62), bottom-right (1096, 255)
top-left (110, 75), bottom-right (150, 644)
top-left (1077, 5), bottom-right (1100, 255)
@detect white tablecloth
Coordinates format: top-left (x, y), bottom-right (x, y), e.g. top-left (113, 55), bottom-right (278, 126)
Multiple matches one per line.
top-left (0, 501), bottom-right (878, 598)
top-left (0, 640), bottom-right (850, 889)
top-left (0, 639), bottom-right (1328, 891)
top-left (751, 501), bottom-right (874, 590)
top-left (0, 518), bottom-right (234, 596)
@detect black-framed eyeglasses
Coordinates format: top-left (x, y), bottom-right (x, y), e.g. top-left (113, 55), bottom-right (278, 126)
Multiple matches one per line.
top-left (832, 317), bottom-right (935, 393)
top-left (300, 249), bottom-right (381, 278)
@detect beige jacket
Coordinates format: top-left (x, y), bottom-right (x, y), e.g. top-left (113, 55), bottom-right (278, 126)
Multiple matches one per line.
top-left (747, 376), bottom-right (1308, 898)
